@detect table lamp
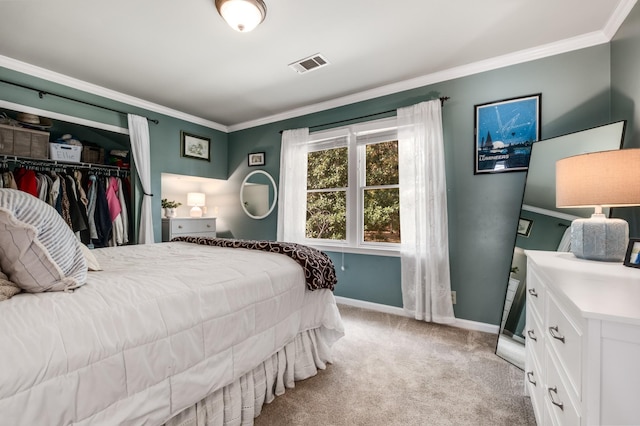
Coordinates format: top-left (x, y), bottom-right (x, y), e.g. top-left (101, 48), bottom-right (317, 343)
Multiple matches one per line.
top-left (556, 148), bottom-right (640, 261)
top-left (187, 192), bottom-right (206, 218)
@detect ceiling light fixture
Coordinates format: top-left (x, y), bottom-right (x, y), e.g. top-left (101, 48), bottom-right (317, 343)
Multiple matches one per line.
top-left (215, 0), bottom-right (266, 33)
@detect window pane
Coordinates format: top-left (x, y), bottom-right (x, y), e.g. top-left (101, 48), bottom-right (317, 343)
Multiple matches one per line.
top-left (307, 147), bottom-right (348, 190)
top-left (363, 188), bottom-right (400, 243)
top-left (365, 140), bottom-right (398, 186)
top-left (306, 191), bottom-right (346, 240)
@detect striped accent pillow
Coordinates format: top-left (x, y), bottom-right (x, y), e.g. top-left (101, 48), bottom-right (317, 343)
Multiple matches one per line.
top-left (0, 188), bottom-right (87, 293)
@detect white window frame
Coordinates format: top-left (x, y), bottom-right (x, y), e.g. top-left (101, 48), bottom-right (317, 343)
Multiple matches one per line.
top-left (305, 117), bottom-right (400, 257)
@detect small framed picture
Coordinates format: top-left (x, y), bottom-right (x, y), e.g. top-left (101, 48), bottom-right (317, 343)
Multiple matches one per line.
top-left (181, 131), bottom-right (211, 161)
top-left (474, 93), bottom-right (541, 174)
top-left (248, 152), bottom-right (265, 166)
top-left (623, 238), bottom-right (640, 268)
top-left (517, 218), bottom-right (533, 237)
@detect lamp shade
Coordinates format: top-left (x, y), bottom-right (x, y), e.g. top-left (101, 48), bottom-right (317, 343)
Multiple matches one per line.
top-left (187, 192), bottom-right (206, 207)
top-left (215, 0), bottom-right (266, 32)
top-left (556, 148), bottom-right (640, 208)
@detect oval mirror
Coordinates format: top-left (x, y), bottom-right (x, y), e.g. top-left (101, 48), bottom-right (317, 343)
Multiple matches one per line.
top-left (240, 170), bottom-right (278, 219)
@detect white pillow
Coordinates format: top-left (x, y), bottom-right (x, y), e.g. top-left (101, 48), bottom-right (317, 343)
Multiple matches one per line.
top-left (0, 188), bottom-right (87, 292)
top-left (79, 243), bottom-right (102, 271)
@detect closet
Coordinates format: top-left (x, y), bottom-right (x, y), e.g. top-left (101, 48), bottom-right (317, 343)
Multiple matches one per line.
top-left (0, 104), bottom-right (136, 247)
top-left (1, 156), bottom-right (133, 248)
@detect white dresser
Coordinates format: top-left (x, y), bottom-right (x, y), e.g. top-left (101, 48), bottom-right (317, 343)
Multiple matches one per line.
top-left (161, 217), bottom-right (216, 242)
top-left (524, 251), bottom-right (640, 425)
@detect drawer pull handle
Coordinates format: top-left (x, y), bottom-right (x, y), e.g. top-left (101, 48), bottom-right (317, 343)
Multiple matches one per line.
top-left (547, 387), bottom-right (564, 411)
top-left (207, 224), bottom-right (211, 228)
top-left (527, 329), bottom-right (537, 342)
top-left (526, 371), bottom-right (536, 386)
top-left (178, 225), bottom-right (183, 229)
top-left (548, 326), bottom-right (565, 343)
top-left (528, 288), bottom-right (538, 297)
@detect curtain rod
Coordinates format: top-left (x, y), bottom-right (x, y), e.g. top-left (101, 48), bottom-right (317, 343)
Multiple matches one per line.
top-left (279, 96), bottom-right (449, 134)
top-left (0, 79), bottom-right (159, 124)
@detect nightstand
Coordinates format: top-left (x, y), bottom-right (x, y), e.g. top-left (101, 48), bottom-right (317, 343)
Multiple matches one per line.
top-left (161, 217), bottom-right (217, 242)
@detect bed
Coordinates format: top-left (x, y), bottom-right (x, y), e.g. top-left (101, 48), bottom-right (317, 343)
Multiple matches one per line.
top-left (0, 188), bottom-right (344, 425)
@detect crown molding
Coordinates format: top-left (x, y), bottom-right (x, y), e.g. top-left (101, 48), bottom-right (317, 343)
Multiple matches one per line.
top-left (0, 55), bottom-right (228, 133)
top-left (603, 0), bottom-right (638, 39)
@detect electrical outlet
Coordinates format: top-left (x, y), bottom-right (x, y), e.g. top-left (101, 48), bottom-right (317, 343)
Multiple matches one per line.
top-left (451, 291), bottom-right (457, 305)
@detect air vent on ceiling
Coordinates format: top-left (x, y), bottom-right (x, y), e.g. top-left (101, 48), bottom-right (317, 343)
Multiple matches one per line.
top-left (288, 53), bottom-right (329, 74)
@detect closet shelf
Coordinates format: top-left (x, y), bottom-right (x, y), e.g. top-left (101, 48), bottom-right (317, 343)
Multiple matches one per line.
top-left (2, 154), bottom-right (128, 174)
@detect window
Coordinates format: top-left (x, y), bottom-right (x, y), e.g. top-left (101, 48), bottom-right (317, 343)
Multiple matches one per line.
top-left (305, 118), bottom-right (400, 253)
top-left (362, 140), bottom-right (400, 243)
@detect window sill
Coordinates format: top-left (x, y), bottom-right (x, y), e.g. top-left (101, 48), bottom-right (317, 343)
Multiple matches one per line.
top-left (307, 243), bottom-right (401, 258)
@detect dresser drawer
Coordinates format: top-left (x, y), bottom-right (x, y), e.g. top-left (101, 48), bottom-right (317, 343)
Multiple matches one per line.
top-left (171, 218), bottom-right (216, 235)
top-left (546, 292), bottom-right (583, 399)
top-left (526, 264), bottom-right (546, 321)
top-left (525, 347), bottom-right (544, 425)
top-left (525, 304), bottom-right (545, 371)
top-left (545, 350), bottom-right (580, 426)
top-left (162, 218), bottom-right (217, 242)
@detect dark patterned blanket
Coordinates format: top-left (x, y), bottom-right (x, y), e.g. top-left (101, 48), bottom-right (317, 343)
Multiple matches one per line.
top-left (171, 237), bottom-right (337, 291)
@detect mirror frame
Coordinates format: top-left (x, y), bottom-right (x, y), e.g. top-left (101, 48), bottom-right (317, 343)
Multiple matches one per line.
top-left (240, 170), bottom-right (278, 220)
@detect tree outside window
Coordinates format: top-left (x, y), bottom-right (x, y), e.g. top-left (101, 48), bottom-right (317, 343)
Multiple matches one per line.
top-left (363, 140), bottom-right (400, 243)
top-left (305, 129), bottom-right (400, 247)
top-left (306, 147), bottom-right (347, 240)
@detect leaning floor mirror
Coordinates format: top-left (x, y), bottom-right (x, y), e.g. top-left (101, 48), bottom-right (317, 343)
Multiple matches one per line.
top-left (495, 120), bottom-right (627, 369)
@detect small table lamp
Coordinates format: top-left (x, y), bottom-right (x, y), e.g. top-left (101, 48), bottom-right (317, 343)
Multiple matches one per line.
top-left (556, 148), bottom-right (640, 261)
top-left (187, 192), bottom-right (206, 218)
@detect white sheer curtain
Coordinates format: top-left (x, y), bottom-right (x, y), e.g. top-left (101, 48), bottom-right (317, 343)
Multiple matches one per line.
top-left (277, 128), bottom-right (309, 242)
top-left (127, 114), bottom-right (154, 244)
top-left (398, 100), bottom-right (455, 324)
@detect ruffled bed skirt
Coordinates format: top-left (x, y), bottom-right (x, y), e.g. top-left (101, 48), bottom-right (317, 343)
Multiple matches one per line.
top-left (164, 326), bottom-right (340, 426)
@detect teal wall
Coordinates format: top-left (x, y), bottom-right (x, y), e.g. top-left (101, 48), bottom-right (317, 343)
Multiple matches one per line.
top-left (227, 44), bottom-right (613, 325)
top-left (3, 6), bottom-right (638, 325)
top-left (0, 67), bottom-right (229, 241)
top-left (516, 210), bottom-right (571, 251)
top-left (611, 3), bottom-right (640, 236)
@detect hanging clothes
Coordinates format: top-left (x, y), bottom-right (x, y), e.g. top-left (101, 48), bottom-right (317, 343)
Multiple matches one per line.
top-left (13, 167), bottom-right (38, 197)
top-left (106, 176), bottom-right (124, 246)
top-left (93, 177), bottom-right (112, 248)
top-left (49, 173), bottom-right (61, 212)
top-left (117, 177), bottom-right (129, 245)
top-left (87, 174), bottom-right (99, 242)
top-left (37, 173), bottom-right (52, 202)
top-left (2, 160), bottom-right (129, 245)
top-left (3, 171), bottom-right (17, 190)
top-left (64, 174), bottom-right (87, 235)
top-left (74, 170), bottom-right (90, 245)
top-left (59, 174), bottom-right (72, 228)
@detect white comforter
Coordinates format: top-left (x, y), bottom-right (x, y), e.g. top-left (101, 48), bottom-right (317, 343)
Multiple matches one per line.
top-left (0, 242), bottom-right (344, 425)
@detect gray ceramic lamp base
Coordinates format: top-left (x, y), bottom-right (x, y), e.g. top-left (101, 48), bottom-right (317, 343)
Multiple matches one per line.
top-left (570, 216), bottom-right (629, 262)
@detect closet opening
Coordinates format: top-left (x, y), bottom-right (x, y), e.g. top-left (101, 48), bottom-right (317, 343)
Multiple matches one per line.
top-left (0, 103), bottom-right (136, 246)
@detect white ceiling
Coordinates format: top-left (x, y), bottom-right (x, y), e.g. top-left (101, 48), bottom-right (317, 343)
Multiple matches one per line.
top-left (0, 0), bottom-right (635, 131)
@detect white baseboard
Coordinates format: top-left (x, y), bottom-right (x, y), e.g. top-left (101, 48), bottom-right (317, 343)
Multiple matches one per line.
top-left (334, 296), bottom-right (499, 335)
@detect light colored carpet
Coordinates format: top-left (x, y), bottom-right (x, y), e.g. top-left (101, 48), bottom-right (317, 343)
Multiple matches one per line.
top-left (255, 304), bottom-right (536, 426)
